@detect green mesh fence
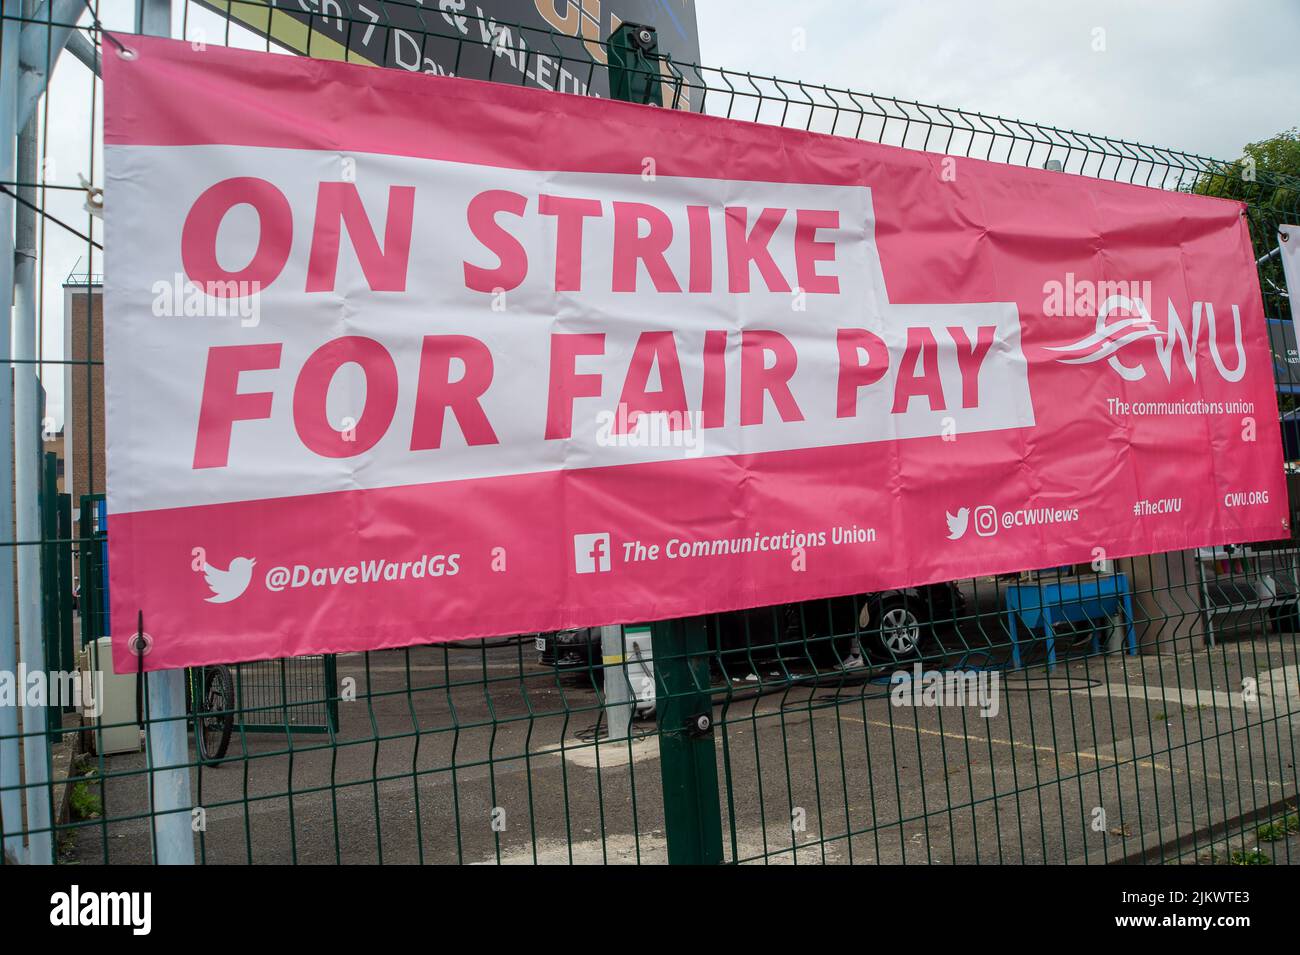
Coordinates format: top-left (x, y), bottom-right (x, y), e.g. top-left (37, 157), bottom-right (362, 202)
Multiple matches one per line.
top-left (0, 0), bottom-right (1297, 865)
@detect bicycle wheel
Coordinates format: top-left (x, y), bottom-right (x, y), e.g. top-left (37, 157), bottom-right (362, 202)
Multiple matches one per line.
top-left (197, 665), bottom-right (236, 762)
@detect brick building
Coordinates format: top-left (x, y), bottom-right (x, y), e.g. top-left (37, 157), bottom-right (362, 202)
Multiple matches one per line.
top-left (62, 275), bottom-right (103, 525)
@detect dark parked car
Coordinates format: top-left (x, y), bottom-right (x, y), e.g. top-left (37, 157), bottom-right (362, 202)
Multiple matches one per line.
top-left (534, 628), bottom-right (604, 685)
top-left (795, 582), bottom-right (965, 665)
top-left (535, 583), bottom-right (965, 678)
top-left (715, 583), bottom-right (963, 671)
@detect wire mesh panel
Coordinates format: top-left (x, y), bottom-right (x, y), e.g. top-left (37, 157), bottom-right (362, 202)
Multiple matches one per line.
top-left (0, 1), bottom-right (1297, 867)
top-left (701, 555), bottom-right (1300, 864)
top-left (232, 656), bottom-right (337, 733)
top-left (76, 495), bottom-right (108, 645)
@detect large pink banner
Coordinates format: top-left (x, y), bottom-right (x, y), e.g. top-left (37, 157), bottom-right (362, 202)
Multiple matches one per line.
top-left (104, 36), bottom-right (1285, 672)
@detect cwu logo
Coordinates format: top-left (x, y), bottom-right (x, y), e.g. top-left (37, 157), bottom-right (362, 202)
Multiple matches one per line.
top-left (1046, 294), bottom-right (1245, 383)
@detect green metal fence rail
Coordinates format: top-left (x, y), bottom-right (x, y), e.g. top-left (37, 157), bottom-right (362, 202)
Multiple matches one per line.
top-left (233, 657), bottom-right (339, 735)
top-left (0, 0), bottom-right (1297, 865)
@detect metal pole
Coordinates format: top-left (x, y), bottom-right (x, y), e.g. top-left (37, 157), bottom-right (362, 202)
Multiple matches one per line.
top-left (598, 26), bottom-right (718, 849)
top-left (131, 0), bottom-right (193, 865)
top-left (0, 3), bottom-right (26, 865)
top-left (146, 648), bottom-right (192, 863)
top-left (137, 0), bottom-right (170, 36)
top-left (652, 616), bottom-right (723, 864)
top-left (12, 81), bottom-right (51, 864)
top-left (599, 624), bottom-right (631, 740)
top-left (17, 0), bottom-right (84, 129)
top-left (63, 30), bottom-right (99, 77)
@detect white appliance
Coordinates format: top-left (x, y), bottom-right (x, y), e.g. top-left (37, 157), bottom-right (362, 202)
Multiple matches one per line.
top-left (79, 637), bottom-right (142, 755)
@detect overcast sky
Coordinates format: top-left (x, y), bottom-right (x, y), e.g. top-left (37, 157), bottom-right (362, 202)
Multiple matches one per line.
top-left (32, 0), bottom-right (1300, 427)
top-left (694, 0), bottom-right (1300, 160)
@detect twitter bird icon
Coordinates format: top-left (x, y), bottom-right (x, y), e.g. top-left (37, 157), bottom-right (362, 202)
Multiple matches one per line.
top-left (203, 557), bottom-right (256, 603)
top-left (945, 508), bottom-right (970, 541)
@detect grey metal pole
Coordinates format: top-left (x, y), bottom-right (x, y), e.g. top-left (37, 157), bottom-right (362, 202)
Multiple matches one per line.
top-left (12, 82), bottom-right (52, 865)
top-left (0, 0), bottom-right (87, 872)
top-left (130, 0), bottom-right (195, 866)
top-left (0, 4), bottom-right (27, 864)
top-left (63, 30), bottom-right (99, 77)
top-left (17, 0), bottom-right (84, 129)
top-left (599, 625), bottom-right (631, 740)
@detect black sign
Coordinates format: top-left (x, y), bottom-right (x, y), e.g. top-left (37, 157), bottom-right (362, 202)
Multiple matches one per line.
top-left (196, 1), bottom-right (701, 107)
top-left (1267, 317), bottom-right (1300, 393)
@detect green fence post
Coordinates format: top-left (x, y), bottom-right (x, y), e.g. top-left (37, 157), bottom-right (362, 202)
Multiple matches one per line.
top-left (57, 493), bottom-right (74, 676)
top-left (606, 25), bottom-right (721, 864)
top-left (324, 654), bottom-right (340, 732)
top-left (652, 616), bottom-right (723, 864)
top-left (607, 22), bottom-right (663, 106)
top-left (41, 451), bottom-right (60, 735)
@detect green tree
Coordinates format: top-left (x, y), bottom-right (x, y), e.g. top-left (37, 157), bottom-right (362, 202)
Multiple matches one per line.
top-left (1192, 130), bottom-right (1300, 411)
top-left (1193, 127), bottom-right (1300, 264)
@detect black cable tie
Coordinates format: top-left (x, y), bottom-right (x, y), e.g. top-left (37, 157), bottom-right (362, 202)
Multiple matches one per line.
top-left (135, 609), bottom-right (145, 730)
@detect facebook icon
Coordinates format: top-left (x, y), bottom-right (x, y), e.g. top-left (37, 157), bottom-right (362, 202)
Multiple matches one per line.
top-left (573, 533), bottom-right (612, 574)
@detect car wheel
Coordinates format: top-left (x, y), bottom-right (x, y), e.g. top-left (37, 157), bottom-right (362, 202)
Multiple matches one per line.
top-left (866, 595), bottom-right (925, 662)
